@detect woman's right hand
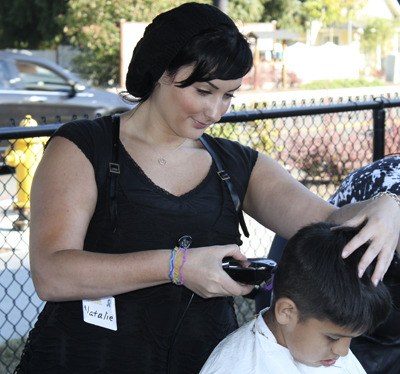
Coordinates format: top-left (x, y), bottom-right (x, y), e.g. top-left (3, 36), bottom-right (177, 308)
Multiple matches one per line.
top-left (182, 244), bottom-right (254, 298)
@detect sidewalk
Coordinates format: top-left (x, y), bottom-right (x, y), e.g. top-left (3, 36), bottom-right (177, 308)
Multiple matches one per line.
top-left (232, 84), bottom-right (400, 107)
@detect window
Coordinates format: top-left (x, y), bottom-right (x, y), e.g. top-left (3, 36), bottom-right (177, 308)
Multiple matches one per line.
top-left (15, 61), bottom-right (70, 91)
top-left (0, 60), bottom-right (10, 89)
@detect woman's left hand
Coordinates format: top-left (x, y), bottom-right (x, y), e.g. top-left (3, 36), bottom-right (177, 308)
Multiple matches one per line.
top-left (331, 194), bottom-right (400, 286)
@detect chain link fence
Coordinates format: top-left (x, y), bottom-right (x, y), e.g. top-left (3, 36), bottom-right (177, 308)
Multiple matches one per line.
top-left (1, 95), bottom-right (400, 372)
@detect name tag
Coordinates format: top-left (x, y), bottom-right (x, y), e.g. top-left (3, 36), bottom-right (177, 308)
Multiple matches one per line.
top-left (82, 296), bottom-right (117, 331)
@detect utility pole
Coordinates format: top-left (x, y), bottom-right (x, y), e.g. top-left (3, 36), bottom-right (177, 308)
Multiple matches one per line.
top-left (212, 0), bottom-right (228, 14)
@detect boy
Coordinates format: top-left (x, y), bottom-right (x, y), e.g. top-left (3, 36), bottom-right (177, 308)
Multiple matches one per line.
top-left (200, 222), bottom-right (392, 373)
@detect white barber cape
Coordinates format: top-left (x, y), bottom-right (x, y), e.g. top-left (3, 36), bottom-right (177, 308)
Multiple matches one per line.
top-left (200, 309), bottom-right (366, 374)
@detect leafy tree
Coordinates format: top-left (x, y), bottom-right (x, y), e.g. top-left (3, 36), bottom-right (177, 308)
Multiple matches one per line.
top-left (298, 0), bottom-right (368, 46)
top-left (0, 0), bottom-right (290, 86)
top-left (261, 0), bottom-right (305, 30)
top-left (63, 0), bottom-right (267, 87)
top-left (62, 0), bottom-right (210, 86)
top-left (227, 0), bottom-right (265, 22)
top-left (0, 0), bottom-right (67, 49)
top-left (361, 17), bottom-right (400, 71)
top-left (299, 0), bottom-right (395, 72)
top-left (301, 0), bottom-right (367, 27)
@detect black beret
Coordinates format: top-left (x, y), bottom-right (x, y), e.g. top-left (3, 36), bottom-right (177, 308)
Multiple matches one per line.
top-left (126, 2), bottom-right (238, 98)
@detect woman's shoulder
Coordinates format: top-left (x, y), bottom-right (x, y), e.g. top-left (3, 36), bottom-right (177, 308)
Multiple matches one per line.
top-left (201, 134), bottom-right (258, 199)
top-left (203, 132), bottom-right (254, 150)
top-left (202, 133), bottom-right (258, 164)
top-left (49, 116), bottom-right (114, 172)
top-left (54, 115), bottom-right (113, 140)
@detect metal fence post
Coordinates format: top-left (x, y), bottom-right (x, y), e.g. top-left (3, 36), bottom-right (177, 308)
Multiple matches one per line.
top-left (373, 104), bottom-right (386, 161)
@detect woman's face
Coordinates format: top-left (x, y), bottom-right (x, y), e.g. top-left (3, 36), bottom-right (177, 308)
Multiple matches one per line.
top-left (152, 65), bottom-right (242, 139)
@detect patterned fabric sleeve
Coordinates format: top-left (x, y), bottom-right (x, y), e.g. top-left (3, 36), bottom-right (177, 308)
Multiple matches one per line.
top-left (329, 156), bottom-right (400, 207)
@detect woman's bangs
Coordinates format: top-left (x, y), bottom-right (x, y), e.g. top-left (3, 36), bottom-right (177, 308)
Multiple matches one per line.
top-left (178, 43), bottom-right (252, 86)
top-left (171, 26), bottom-right (253, 87)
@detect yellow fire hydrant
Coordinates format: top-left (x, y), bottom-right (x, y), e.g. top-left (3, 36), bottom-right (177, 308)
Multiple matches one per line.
top-left (4, 115), bottom-right (48, 230)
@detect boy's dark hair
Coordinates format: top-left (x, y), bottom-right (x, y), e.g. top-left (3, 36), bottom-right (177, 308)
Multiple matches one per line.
top-left (272, 222), bottom-right (392, 333)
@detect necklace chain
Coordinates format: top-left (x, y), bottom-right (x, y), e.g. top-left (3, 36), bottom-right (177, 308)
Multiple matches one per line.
top-left (156, 139), bottom-right (187, 166)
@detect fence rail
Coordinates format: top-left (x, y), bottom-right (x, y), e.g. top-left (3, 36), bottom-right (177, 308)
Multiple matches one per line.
top-left (1, 97), bottom-right (400, 373)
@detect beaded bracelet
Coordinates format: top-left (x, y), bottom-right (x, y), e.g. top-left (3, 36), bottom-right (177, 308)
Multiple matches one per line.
top-left (168, 246), bottom-right (188, 285)
top-left (168, 248), bottom-right (176, 282)
top-left (372, 191), bottom-right (400, 208)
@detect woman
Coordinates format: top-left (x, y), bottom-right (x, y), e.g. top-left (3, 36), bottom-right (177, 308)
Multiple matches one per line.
top-left (16, 3), bottom-right (400, 373)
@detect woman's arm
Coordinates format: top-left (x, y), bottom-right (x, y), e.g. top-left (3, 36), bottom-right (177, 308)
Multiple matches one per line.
top-left (29, 136), bottom-right (169, 301)
top-left (29, 137), bottom-right (252, 301)
top-left (244, 154), bottom-right (400, 285)
top-left (243, 154), bottom-right (335, 238)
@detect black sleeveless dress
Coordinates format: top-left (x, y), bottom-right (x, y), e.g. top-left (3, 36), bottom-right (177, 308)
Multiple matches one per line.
top-left (16, 116), bottom-right (258, 374)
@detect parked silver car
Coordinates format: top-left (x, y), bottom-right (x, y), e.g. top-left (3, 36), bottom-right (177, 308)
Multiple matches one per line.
top-left (0, 51), bottom-right (133, 126)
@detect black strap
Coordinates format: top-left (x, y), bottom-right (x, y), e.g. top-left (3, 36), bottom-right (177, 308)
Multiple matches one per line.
top-left (107, 123), bottom-right (249, 237)
top-left (109, 115), bottom-right (120, 232)
top-left (199, 136), bottom-right (249, 238)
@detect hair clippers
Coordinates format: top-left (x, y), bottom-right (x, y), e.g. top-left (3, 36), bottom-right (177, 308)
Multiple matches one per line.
top-left (222, 257), bottom-right (276, 286)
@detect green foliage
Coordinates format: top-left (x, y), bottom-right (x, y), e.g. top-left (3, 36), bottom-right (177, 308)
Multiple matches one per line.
top-left (301, 0), bottom-right (367, 26)
top-left (62, 0), bottom-right (208, 87)
top-left (260, 0), bottom-right (368, 31)
top-left (262, 0), bottom-right (304, 30)
top-left (228, 0), bottom-right (265, 22)
top-left (0, 0), bottom-right (393, 88)
top-left (0, 337), bottom-right (26, 373)
top-left (218, 105), bottom-right (283, 159)
top-left (361, 17), bottom-right (400, 63)
top-left (207, 120), bottom-right (282, 157)
top-left (0, 0), bottom-right (67, 48)
top-left (62, 0), bottom-right (272, 87)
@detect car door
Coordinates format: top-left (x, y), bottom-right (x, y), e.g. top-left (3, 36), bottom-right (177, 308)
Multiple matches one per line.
top-left (0, 58), bottom-right (94, 126)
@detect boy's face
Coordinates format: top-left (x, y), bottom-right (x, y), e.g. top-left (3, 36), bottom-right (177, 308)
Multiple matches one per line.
top-left (281, 317), bottom-right (362, 367)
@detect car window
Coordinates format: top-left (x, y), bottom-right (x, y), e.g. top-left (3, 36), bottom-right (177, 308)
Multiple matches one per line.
top-left (0, 60), bottom-right (11, 89)
top-left (15, 61), bottom-right (71, 92)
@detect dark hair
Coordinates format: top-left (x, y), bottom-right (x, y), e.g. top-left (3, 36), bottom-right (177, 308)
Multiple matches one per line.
top-left (167, 25), bottom-right (253, 89)
top-left (272, 222), bottom-right (392, 334)
top-left (124, 2), bottom-right (252, 102)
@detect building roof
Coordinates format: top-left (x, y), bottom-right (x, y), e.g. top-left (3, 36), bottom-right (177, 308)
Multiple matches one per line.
top-left (247, 30), bottom-right (301, 41)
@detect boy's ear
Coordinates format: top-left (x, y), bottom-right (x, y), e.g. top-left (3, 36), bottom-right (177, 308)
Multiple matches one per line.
top-left (274, 297), bottom-right (298, 325)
